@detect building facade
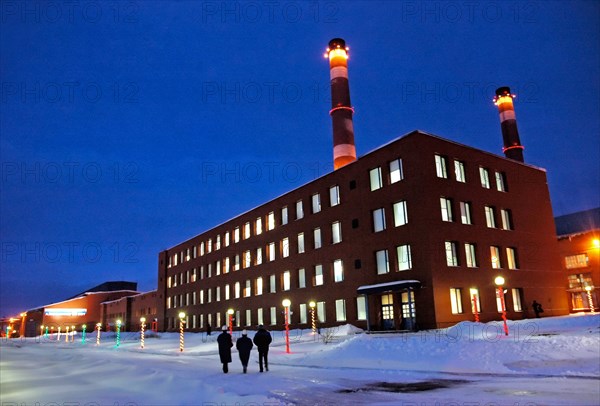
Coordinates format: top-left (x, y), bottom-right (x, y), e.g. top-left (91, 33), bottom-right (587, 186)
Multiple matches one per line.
top-left (156, 130), bottom-right (569, 332)
top-left (556, 208), bottom-right (600, 312)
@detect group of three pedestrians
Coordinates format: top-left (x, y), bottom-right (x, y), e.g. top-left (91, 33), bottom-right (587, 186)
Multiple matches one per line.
top-left (217, 324), bottom-right (272, 374)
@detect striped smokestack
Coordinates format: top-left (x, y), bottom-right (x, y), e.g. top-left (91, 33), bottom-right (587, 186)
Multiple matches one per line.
top-left (324, 38), bottom-right (356, 170)
top-left (493, 86), bottom-right (524, 162)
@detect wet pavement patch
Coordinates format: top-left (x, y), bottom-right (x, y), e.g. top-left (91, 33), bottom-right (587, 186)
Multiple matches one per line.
top-left (337, 379), bottom-right (469, 394)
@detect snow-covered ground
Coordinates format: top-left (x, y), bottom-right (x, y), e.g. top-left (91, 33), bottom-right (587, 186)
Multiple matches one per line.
top-left (1, 314), bottom-right (599, 406)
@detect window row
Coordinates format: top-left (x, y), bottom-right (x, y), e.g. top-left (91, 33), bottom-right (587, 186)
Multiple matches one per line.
top-left (434, 154), bottom-right (507, 192)
top-left (369, 158), bottom-right (404, 191)
top-left (439, 198), bottom-right (513, 230)
top-left (444, 242), bottom-right (519, 270)
top-left (449, 287), bottom-right (523, 314)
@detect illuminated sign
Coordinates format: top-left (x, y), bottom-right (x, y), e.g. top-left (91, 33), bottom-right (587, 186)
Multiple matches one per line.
top-left (45, 308), bottom-right (87, 316)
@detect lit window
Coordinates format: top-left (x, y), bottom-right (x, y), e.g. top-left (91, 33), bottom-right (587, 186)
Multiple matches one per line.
top-left (460, 202), bottom-right (472, 225)
top-left (216, 286), bottom-right (220, 302)
top-left (445, 241), bottom-right (459, 266)
top-left (199, 290), bottom-right (204, 304)
top-left (215, 236), bottom-right (221, 250)
top-left (333, 259), bottom-right (344, 282)
top-left (450, 288), bottom-right (463, 314)
top-left (225, 231), bottom-right (230, 247)
top-left (356, 296), bottom-right (367, 320)
top-left (335, 299), bottom-right (346, 321)
top-left (454, 160), bottom-right (466, 183)
top-left (200, 266), bottom-right (204, 280)
top-left (389, 159), bottom-right (403, 184)
top-left (485, 206), bottom-right (496, 228)
top-left (207, 264), bottom-right (212, 278)
top-left (234, 254), bottom-right (240, 271)
top-left (501, 209), bottom-right (513, 230)
top-left (490, 246), bottom-right (501, 269)
top-left (565, 254), bottom-right (589, 269)
top-left (268, 242), bottom-right (276, 261)
top-left (281, 238), bottom-right (290, 258)
top-left (397, 244), bottom-right (412, 271)
top-left (234, 227), bottom-right (240, 243)
top-left (329, 185), bottom-right (340, 206)
top-left (313, 228), bottom-right (322, 249)
top-left (245, 309), bottom-right (251, 326)
top-left (267, 212), bottom-right (275, 230)
top-left (297, 232), bottom-right (305, 254)
top-left (314, 265), bottom-right (324, 286)
top-left (480, 167), bottom-right (490, 189)
top-left (283, 271), bottom-right (291, 291)
top-left (270, 307), bottom-right (276, 325)
top-left (317, 301), bottom-right (326, 322)
top-left (255, 248), bottom-right (263, 265)
top-left (376, 249), bottom-right (390, 274)
top-left (244, 280), bottom-right (251, 297)
top-left (281, 207), bottom-right (288, 225)
top-left (269, 274), bottom-right (276, 293)
top-left (255, 277), bottom-right (263, 295)
top-left (332, 221), bottom-right (342, 244)
top-left (296, 200), bottom-right (304, 219)
top-left (369, 167), bottom-right (383, 191)
top-left (207, 239), bottom-right (212, 253)
top-left (193, 246), bottom-right (197, 259)
top-left (215, 260), bottom-right (221, 276)
top-left (244, 222), bottom-right (251, 239)
top-left (243, 250), bottom-right (251, 269)
top-left (512, 288), bottom-right (523, 312)
top-left (223, 257), bottom-right (230, 274)
top-left (373, 208), bottom-right (386, 232)
top-left (234, 282), bottom-right (240, 298)
top-left (255, 218), bottom-right (262, 235)
top-left (470, 288), bottom-right (480, 313)
top-left (299, 303), bottom-right (307, 324)
top-left (465, 243), bottom-right (477, 268)
top-left (495, 171), bottom-right (507, 192)
top-left (207, 288), bottom-right (212, 303)
top-left (167, 276), bottom-right (172, 288)
top-left (200, 242), bottom-right (205, 256)
top-left (393, 201), bottom-right (408, 227)
top-left (506, 247), bottom-right (519, 270)
top-left (435, 155), bottom-right (448, 178)
top-left (225, 284), bottom-right (230, 300)
top-left (257, 308), bottom-right (264, 325)
top-left (298, 268), bottom-right (306, 288)
top-left (440, 197), bottom-right (453, 222)
top-left (312, 193), bottom-right (321, 213)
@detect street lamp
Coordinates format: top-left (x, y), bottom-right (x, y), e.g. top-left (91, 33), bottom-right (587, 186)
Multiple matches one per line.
top-left (116, 319), bottom-right (122, 347)
top-left (309, 301), bottom-right (317, 334)
top-left (227, 308), bottom-right (234, 336)
top-left (585, 286), bottom-right (596, 314)
top-left (494, 276), bottom-right (509, 336)
top-left (81, 325), bottom-right (87, 344)
top-left (96, 323), bottom-right (102, 345)
top-left (140, 317), bottom-right (146, 349)
top-left (178, 312), bottom-right (186, 352)
top-left (282, 299), bottom-right (291, 354)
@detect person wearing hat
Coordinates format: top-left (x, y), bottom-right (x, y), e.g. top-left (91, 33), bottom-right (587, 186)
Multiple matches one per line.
top-left (236, 329), bottom-right (254, 373)
top-left (253, 324), bottom-right (272, 372)
top-left (217, 325), bottom-right (233, 373)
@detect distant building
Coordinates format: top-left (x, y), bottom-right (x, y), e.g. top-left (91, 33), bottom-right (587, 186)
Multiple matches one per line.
top-left (156, 130), bottom-right (569, 332)
top-left (102, 290), bottom-right (158, 332)
top-left (556, 208), bottom-right (600, 312)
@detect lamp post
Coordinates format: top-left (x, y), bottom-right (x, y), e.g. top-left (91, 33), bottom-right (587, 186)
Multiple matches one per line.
top-left (282, 299), bottom-right (291, 354)
top-left (8, 318), bottom-right (14, 339)
top-left (116, 319), bottom-right (122, 347)
top-left (40, 325), bottom-right (44, 337)
top-left (20, 312), bottom-right (27, 338)
top-left (227, 308), bottom-right (234, 336)
top-left (96, 323), bottom-right (101, 345)
top-left (140, 317), bottom-right (146, 349)
top-left (309, 301), bottom-right (317, 334)
top-left (494, 276), bottom-right (509, 336)
top-left (81, 325), bottom-right (87, 343)
top-left (65, 326), bottom-right (70, 342)
top-left (71, 326), bottom-right (75, 342)
top-left (585, 286), bottom-right (596, 314)
top-left (178, 312), bottom-right (186, 352)
top-left (57, 326), bottom-right (61, 341)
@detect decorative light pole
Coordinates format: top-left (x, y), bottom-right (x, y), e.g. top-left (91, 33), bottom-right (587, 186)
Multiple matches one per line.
top-left (140, 317), bottom-right (146, 349)
top-left (472, 293), bottom-right (480, 322)
top-left (44, 325), bottom-right (49, 337)
top-left (40, 325), bottom-right (45, 337)
top-left (96, 323), bottom-right (102, 345)
top-left (227, 308), bottom-right (234, 336)
top-left (494, 276), bottom-right (509, 336)
top-left (81, 325), bottom-right (87, 343)
top-left (65, 326), bottom-right (70, 342)
top-left (71, 326), bottom-right (75, 342)
top-left (57, 326), bottom-right (61, 341)
top-left (19, 312), bottom-right (27, 338)
top-left (309, 301), bottom-right (317, 334)
top-left (116, 319), bottom-right (122, 347)
top-left (282, 299), bottom-right (291, 354)
top-left (178, 312), bottom-right (186, 352)
top-left (585, 286), bottom-right (596, 314)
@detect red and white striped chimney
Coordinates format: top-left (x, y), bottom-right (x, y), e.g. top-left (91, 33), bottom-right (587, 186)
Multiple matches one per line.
top-left (493, 86), bottom-right (524, 162)
top-left (324, 38), bottom-right (356, 170)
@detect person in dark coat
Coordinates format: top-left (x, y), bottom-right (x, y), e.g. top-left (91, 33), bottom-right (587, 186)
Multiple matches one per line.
top-left (236, 329), bottom-right (254, 373)
top-left (217, 325), bottom-right (233, 373)
top-left (253, 324), bottom-right (272, 372)
top-left (532, 300), bottom-right (544, 318)
top-left (206, 323), bottom-right (212, 336)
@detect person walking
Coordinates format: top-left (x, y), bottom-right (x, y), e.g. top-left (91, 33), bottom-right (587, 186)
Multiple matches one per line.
top-left (206, 323), bottom-right (212, 336)
top-left (217, 325), bottom-right (233, 373)
top-left (532, 300), bottom-right (544, 318)
top-left (236, 329), bottom-right (254, 373)
top-left (253, 324), bottom-right (272, 372)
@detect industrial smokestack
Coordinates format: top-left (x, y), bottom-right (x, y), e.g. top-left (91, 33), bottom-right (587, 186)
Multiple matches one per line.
top-left (493, 86), bottom-right (524, 162)
top-left (324, 38), bottom-right (356, 170)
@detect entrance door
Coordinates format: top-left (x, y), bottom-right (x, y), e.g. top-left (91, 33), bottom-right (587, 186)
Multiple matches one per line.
top-left (401, 290), bottom-right (416, 330)
top-left (381, 294), bottom-right (395, 330)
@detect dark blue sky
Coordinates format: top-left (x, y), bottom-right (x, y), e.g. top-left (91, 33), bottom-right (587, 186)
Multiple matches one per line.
top-left (1, 1), bottom-right (598, 317)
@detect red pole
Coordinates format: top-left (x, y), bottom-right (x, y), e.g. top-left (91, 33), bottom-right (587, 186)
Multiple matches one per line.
top-left (498, 287), bottom-right (509, 336)
top-left (284, 306), bottom-right (290, 354)
top-left (228, 314), bottom-right (233, 336)
top-left (472, 294), bottom-right (480, 322)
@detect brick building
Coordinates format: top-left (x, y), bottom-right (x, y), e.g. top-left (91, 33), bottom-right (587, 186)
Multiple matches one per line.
top-left (156, 130), bottom-right (569, 332)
